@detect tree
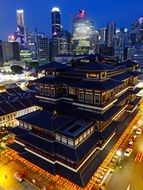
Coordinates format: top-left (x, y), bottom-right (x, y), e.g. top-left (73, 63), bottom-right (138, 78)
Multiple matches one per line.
top-left (11, 65), bottom-right (23, 74)
top-left (28, 61), bottom-right (39, 68)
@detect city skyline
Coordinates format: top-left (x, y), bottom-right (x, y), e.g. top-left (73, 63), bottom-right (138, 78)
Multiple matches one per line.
top-left (0, 0), bottom-right (143, 40)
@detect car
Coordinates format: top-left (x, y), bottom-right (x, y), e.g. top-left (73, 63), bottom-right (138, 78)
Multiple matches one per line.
top-left (124, 148), bottom-right (132, 157)
top-left (136, 128), bottom-right (142, 135)
top-left (14, 172), bottom-right (24, 182)
top-left (128, 139), bottom-right (134, 147)
top-left (132, 135), bottom-right (138, 141)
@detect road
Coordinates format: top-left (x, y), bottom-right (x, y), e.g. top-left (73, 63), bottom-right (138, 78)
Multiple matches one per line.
top-left (0, 156), bottom-right (38, 190)
top-left (107, 131), bottom-right (143, 190)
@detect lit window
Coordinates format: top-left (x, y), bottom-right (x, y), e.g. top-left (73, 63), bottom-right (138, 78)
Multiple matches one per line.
top-left (56, 134), bottom-right (61, 141)
top-left (62, 136), bottom-right (67, 144)
top-left (51, 88), bottom-right (55, 96)
top-left (75, 139), bottom-right (79, 146)
top-left (68, 139), bottom-right (74, 146)
top-left (94, 94), bottom-right (100, 104)
top-left (78, 91), bottom-right (84, 101)
top-left (85, 92), bottom-right (93, 103)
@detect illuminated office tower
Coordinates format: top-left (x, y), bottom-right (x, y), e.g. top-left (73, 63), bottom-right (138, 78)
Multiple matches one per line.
top-left (51, 7), bottom-right (61, 36)
top-left (16, 9), bottom-right (24, 26)
top-left (72, 10), bottom-right (95, 55)
top-left (15, 9), bottom-right (27, 47)
top-left (106, 21), bottom-right (116, 47)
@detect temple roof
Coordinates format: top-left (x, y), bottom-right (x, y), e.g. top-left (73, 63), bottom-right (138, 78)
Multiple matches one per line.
top-left (39, 61), bottom-right (68, 71)
top-left (76, 62), bottom-right (117, 72)
top-left (18, 110), bottom-right (76, 131)
top-left (69, 78), bottom-right (122, 91)
top-left (33, 76), bottom-right (80, 85)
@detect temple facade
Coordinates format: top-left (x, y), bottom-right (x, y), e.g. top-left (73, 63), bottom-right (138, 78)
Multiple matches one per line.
top-left (9, 60), bottom-right (142, 187)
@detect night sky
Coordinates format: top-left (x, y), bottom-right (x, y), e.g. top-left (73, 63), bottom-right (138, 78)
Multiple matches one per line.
top-left (0, 0), bottom-right (143, 40)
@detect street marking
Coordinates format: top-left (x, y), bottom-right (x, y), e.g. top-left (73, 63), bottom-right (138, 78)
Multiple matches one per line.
top-left (127, 184), bottom-right (131, 190)
top-left (135, 152), bottom-right (143, 162)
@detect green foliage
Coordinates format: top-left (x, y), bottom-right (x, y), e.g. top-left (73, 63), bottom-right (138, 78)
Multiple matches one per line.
top-left (11, 65), bottom-right (23, 74)
top-left (28, 61), bottom-right (39, 68)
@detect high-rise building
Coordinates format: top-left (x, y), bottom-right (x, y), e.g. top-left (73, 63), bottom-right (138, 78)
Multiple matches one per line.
top-left (27, 32), bottom-right (37, 60)
top-left (98, 28), bottom-right (106, 44)
top-left (51, 7), bottom-right (61, 37)
top-left (130, 17), bottom-right (143, 46)
top-left (106, 21), bottom-right (116, 47)
top-left (49, 29), bottom-right (72, 59)
top-left (37, 33), bottom-right (49, 62)
top-left (16, 9), bottom-right (24, 26)
top-left (11, 42), bottom-right (20, 61)
top-left (15, 10), bottom-right (27, 47)
top-left (115, 28), bottom-right (130, 61)
top-left (0, 40), bottom-right (20, 66)
top-left (72, 10), bottom-right (95, 55)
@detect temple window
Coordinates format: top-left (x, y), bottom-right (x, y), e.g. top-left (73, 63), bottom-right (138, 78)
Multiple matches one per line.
top-left (78, 91), bottom-right (84, 101)
top-left (51, 88), bottom-right (55, 96)
top-left (94, 94), bottom-right (100, 104)
top-left (45, 87), bottom-right (50, 95)
top-left (85, 92), bottom-right (93, 103)
top-left (40, 86), bottom-right (44, 93)
top-left (55, 134), bottom-right (61, 141)
top-left (68, 139), bottom-right (74, 146)
top-left (62, 136), bottom-right (67, 144)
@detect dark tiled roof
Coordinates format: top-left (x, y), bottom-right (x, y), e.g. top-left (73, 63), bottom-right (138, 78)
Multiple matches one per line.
top-left (101, 120), bottom-right (120, 139)
top-left (20, 151), bottom-right (55, 174)
top-left (8, 142), bottom-right (25, 153)
top-left (130, 97), bottom-right (141, 105)
top-left (111, 72), bottom-right (133, 81)
top-left (9, 126), bottom-right (29, 136)
top-left (69, 78), bottom-right (122, 91)
top-left (120, 59), bottom-right (139, 67)
top-left (13, 87), bottom-right (25, 94)
top-left (0, 92), bottom-right (11, 100)
top-left (130, 87), bottom-right (141, 94)
top-left (0, 102), bottom-right (16, 114)
top-left (116, 90), bottom-right (130, 105)
top-left (18, 110), bottom-right (76, 131)
top-left (19, 133), bottom-right (54, 154)
top-left (129, 71), bottom-right (142, 76)
top-left (76, 62), bottom-right (117, 72)
top-left (33, 76), bottom-right (80, 85)
top-left (10, 101), bottom-right (25, 110)
top-left (58, 119), bottom-right (93, 138)
top-left (19, 98), bottom-right (33, 107)
top-left (71, 106), bottom-right (122, 121)
top-left (39, 61), bottom-right (68, 71)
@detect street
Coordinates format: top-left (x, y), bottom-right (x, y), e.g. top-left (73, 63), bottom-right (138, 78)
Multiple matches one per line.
top-left (107, 132), bottom-right (143, 190)
top-left (0, 156), bottom-right (38, 190)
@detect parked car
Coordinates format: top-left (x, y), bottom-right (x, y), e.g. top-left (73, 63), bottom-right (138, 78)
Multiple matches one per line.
top-left (14, 172), bottom-right (24, 182)
top-left (124, 148), bottom-right (132, 157)
top-left (132, 135), bottom-right (138, 141)
top-left (136, 128), bottom-right (142, 135)
top-left (128, 139), bottom-right (134, 147)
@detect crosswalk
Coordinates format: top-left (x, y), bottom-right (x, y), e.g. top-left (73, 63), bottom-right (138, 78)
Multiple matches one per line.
top-left (134, 152), bottom-right (143, 162)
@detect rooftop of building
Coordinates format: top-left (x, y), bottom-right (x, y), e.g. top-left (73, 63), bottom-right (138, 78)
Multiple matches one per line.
top-left (76, 61), bottom-right (117, 72)
top-left (18, 110), bottom-right (77, 131)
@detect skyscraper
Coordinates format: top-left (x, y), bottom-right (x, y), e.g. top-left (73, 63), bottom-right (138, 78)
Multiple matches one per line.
top-left (15, 9), bottom-right (27, 47)
top-left (72, 10), bottom-right (95, 55)
top-left (16, 10), bottom-right (24, 26)
top-left (51, 7), bottom-right (61, 36)
top-left (106, 21), bottom-right (116, 47)
top-left (37, 33), bottom-right (49, 62)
